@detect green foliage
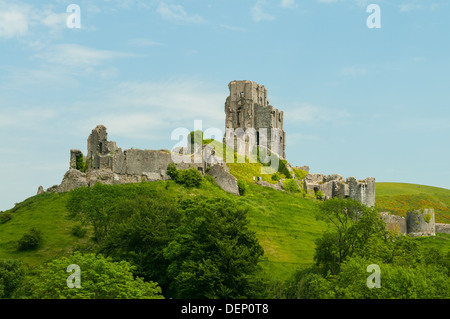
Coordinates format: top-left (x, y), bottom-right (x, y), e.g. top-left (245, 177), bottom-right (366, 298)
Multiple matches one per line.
top-left (314, 198), bottom-right (386, 275)
top-left (20, 252), bottom-right (163, 299)
top-left (75, 154), bottom-right (87, 173)
top-left (271, 172), bottom-right (282, 181)
top-left (100, 195), bottom-right (264, 299)
top-left (71, 224), bottom-right (87, 238)
top-left (0, 259), bottom-right (28, 299)
top-left (0, 212), bottom-right (12, 224)
top-left (283, 179), bottom-right (299, 193)
top-left (315, 190), bottom-right (325, 200)
top-left (237, 180), bottom-right (247, 196)
top-left (164, 197), bottom-right (264, 298)
top-left (17, 228), bottom-right (43, 251)
top-left (278, 159), bottom-right (291, 179)
top-left (166, 163), bottom-right (203, 188)
top-left (292, 168), bottom-right (308, 180)
top-left (424, 213), bottom-right (432, 223)
top-left (189, 130), bottom-right (204, 146)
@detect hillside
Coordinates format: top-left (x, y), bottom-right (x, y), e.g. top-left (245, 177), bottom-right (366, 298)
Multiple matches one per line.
top-left (376, 182), bottom-right (450, 223)
top-left (1, 178), bottom-right (449, 283)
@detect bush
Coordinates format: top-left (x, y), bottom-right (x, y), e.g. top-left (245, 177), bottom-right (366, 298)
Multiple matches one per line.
top-left (17, 228), bottom-right (43, 251)
top-left (0, 212), bottom-right (12, 224)
top-left (76, 154), bottom-right (87, 173)
top-left (271, 172), bottom-right (282, 181)
top-left (181, 167), bottom-right (203, 187)
top-left (315, 190), bottom-right (325, 200)
top-left (283, 179), bottom-right (299, 193)
top-left (71, 224), bottom-right (87, 238)
top-left (167, 163), bottom-right (203, 188)
top-left (238, 180), bottom-right (247, 196)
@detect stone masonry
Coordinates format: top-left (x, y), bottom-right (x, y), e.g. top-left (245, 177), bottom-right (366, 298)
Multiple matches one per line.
top-left (223, 80), bottom-right (286, 160)
top-left (46, 125), bottom-right (239, 196)
top-left (303, 174), bottom-right (376, 207)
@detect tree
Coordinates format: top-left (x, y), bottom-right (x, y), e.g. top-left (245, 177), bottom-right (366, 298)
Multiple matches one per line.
top-left (0, 260), bottom-right (27, 299)
top-left (21, 252), bottom-right (163, 299)
top-left (314, 198), bottom-right (386, 275)
top-left (164, 197), bottom-right (264, 298)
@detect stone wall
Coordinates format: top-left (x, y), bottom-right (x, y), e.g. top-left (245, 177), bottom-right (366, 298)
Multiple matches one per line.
top-left (436, 223), bottom-right (450, 235)
top-left (379, 212), bottom-right (407, 235)
top-left (303, 174), bottom-right (375, 207)
top-left (46, 125), bottom-right (239, 196)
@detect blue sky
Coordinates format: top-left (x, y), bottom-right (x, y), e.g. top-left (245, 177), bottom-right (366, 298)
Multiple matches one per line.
top-left (0, 0), bottom-right (449, 211)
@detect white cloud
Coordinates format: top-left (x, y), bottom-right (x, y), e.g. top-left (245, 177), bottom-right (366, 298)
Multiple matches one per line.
top-left (399, 4), bottom-right (422, 12)
top-left (76, 79), bottom-right (225, 140)
top-left (340, 66), bottom-right (368, 76)
top-left (318, 0), bottom-right (339, 3)
top-left (41, 12), bottom-right (68, 29)
top-left (0, 3), bottom-right (29, 38)
top-left (157, 2), bottom-right (205, 24)
top-left (281, 0), bottom-right (297, 9)
top-left (34, 44), bottom-right (136, 68)
top-left (287, 102), bottom-right (351, 125)
top-left (251, 1), bottom-right (275, 22)
top-left (128, 38), bottom-right (163, 47)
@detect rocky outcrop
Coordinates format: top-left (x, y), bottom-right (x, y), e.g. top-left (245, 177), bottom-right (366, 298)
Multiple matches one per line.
top-left (206, 165), bottom-right (239, 196)
top-left (47, 169), bottom-right (88, 193)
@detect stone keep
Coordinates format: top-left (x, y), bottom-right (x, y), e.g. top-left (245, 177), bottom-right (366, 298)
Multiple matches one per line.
top-left (224, 80), bottom-right (286, 159)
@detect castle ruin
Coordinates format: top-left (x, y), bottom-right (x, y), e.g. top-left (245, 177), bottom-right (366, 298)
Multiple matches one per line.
top-left (223, 80), bottom-right (286, 160)
top-left (39, 80), bottom-right (449, 237)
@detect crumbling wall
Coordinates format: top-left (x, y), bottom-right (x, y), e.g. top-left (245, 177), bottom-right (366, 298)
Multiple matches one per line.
top-left (46, 125), bottom-right (239, 196)
top-left (379, 212), bottom-right (407, 235)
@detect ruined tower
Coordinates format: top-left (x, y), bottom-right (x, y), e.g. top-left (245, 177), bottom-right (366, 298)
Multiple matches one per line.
top-left (224, 80), bottom-right (286, 159)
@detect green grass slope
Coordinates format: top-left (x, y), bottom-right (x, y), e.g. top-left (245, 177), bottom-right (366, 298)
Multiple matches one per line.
top-left (376, 182), bottom-right (450, 223)
top-left (1, 179), bottom-right (449, 283)
top-left (0, 179), bottom-right (328, 281)
top-left (0, 193), bottom-right (90, 266)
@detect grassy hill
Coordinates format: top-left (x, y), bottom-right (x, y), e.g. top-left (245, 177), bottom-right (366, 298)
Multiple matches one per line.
top-left (376, 182), bottom-right (450, 223)
top-left (1, 177), bottom-right (449, 283)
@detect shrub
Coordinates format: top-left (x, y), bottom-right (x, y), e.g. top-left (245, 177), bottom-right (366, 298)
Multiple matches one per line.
top-left (71, 224), bottom-right (87, 238)
top-left (0, 212), bottom-right (12, 224)
top-left (167, 164), bottom-right (203, 187)
top-left (17, 228), bottom-right (43, 251)
top-left (181, 167), bottom-right (203, 187)
top-left (271, 172), bottom-right (282, 181)
top-left (167, 163), bottom-right (179, 180)
top-left (315, 190), bottom-right (325, 200)
top-left (76, 154), bottom-right (87, 173)
top-left (238, 180), bottom-right (247, 196)
top-left (283, 179), bottom-right (299, 193)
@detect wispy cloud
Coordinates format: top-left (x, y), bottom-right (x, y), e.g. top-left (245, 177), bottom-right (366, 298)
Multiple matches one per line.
top-left (157, 2), bottom-right (205, 24)
top-left (287, 102), bottom-right (351, 125)
top-left (399, 3), bottom-right (423, 12)
top-left (281, 0), bottom-right (297, 9)
top-left (76, 79), bottom-right (225, 140)
top-left (128, 38), bottom-right (163, 47)
top-left (340, 66), bottom-right (368, 77)
top-left (34, 43), bottom-right (136, 68)
top-left (0, 2), bottom-right (30, 38)
top-left (251, 1), bottom-right (275, 22)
